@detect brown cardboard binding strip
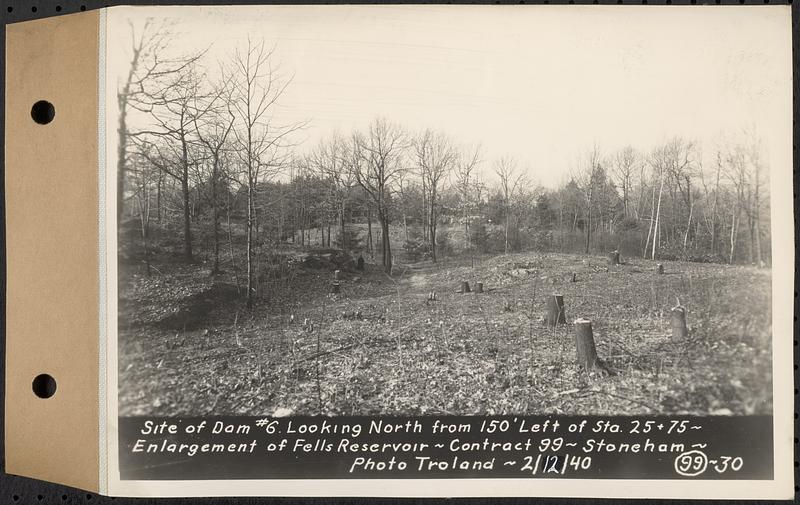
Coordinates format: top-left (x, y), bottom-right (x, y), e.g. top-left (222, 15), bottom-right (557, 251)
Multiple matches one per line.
top-left (5, 11), bottom-right (100, 492)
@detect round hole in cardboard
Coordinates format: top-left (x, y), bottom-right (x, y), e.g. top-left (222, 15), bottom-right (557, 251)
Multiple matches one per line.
top-left (30, 100), bottom-right (55, 125)
top-left (32, 374), bottom-right (57, 399)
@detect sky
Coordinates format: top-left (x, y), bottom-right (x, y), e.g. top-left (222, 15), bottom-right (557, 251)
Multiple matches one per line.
top-left (106, 5), bottom-right (792, 188)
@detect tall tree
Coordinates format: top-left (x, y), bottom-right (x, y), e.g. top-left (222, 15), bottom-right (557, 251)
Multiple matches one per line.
top-left (571, 146), bottom-right (602, 254)
top-left (192, 80), bottom-right (235, 274)
top-left (308, 134), bottom-right (356, 251)
top-left (414, 129), bottom-right (457, 262)
top-left (455, 144), bottom-right (482, 250)
top-left (493, 156), bottom-right (526, 254)
top-left (118, 21), bottom-right (204, 225)
top-left (135, 60), bottom-right (211, 260)
top-left (611, 146), bottom-right (639, 219)
top-left (228, 39), bottom-right (303, 307)
top-left (352, 118), bottom-right (408, 273)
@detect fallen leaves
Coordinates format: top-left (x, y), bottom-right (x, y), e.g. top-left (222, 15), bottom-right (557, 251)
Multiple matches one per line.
top-left (118, 251), bottom-right (772, 417)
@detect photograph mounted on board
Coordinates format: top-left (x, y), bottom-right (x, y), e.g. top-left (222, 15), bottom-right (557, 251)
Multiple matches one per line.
top-left (111, 5), bottom-right (785, 421)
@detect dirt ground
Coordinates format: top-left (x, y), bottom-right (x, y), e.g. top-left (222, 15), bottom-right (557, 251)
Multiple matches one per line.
top-left (118, 249), bottom-right (772, 417)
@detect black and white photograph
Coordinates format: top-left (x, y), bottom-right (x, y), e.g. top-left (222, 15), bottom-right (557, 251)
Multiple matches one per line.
top-left (103, 4), bottom-right (793, 497)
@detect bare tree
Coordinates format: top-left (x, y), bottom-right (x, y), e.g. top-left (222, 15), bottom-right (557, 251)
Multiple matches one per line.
top-left (118, 20), bottom-right (205, 225)
top-left (134, 59), bottom-right (213, 261)
top-left (571, 145), bottom-right (602, 255)
top-left (352, 118), bottom-right (408, 273)
top-left (308, 134), bottom-right (356, 251)
top-left (228, 39), bottom-right (304, 307)
top-left (611, 146), bottom-right (639, 219)
top-left (723, 142), bottom-right (754, 264)
top-left (455, 144), bottom-right (482, 250)
top-left (663, 138), bottom-right (698, 252)
top-left (414, 129), bottom-right (457, 262)
top-left (192, 78), bottom-right (236, 274)
top-left (700, 150), bottom-right (724, 256)
top-left (644, 145), bottom-right (667, 260)
top-left (494, 156), bottom-right (526, 254)
top-left (128, 149), bottom-right (156, 275)
top-left (746, 137), bottom-right (766, 265)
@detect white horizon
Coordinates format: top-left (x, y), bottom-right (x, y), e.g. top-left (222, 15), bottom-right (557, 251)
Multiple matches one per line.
top-left (107, 4), bottom-right (791, 189)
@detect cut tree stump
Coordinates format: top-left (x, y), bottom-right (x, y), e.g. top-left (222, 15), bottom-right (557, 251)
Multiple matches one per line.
top-left (460, 281), bottom-right (471, 294)
top-left (671, 305), bottom-right (688, 339)
top-left (574, 318), bottom-right (611, 374)
top-left (334, 269), bottom-right (341, 280)
top-left (656, 263), bottom-right (664, 275)
top-left (608, 250), bottom-right (620, 266)
top-left (475, 282), bottom-right (484, 293)
top-left (331, 282), bottom-right (341, 294)
top-left (545, 294), bottom-right (566, 327)
top-left (428, 291), bottom-right (437, 301)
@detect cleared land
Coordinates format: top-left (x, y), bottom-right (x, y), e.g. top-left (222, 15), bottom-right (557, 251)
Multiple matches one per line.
top-left (118, 237), bottom-right (772, 417)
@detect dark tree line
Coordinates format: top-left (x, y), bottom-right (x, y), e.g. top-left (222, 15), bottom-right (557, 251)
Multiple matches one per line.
top-left (120, 26), bottom-right (772, 308)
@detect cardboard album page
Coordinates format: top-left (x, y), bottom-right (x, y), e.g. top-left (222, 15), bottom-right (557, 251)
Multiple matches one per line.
top-left (6, 4), bottom-right (794, 498)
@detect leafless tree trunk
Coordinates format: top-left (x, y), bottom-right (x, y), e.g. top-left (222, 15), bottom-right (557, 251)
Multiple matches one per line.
top-left (729, 203), bottom-right (738, 264)
top-left (122, 21), bottom-right (206, 258)
top-left (351, 119), bottom-right (408, 273)
top-left (651, 164), bottom-right (665, 260)
top-left (643, 179), bottom-right (656, 258)
top-left (414, 129), bottom-right (456, 262)
top-left (193, 84), bottom-right (235, 274)
top-left (228, 39), bottom-right (304, 307)
top-left (455, 145), bottom-right (481, 251)
top-left (494, 156), bottom-right (525, 255)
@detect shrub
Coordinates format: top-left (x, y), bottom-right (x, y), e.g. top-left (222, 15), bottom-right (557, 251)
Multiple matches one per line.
top-left (469, 223), bottom-right (490, 253)
top-left (334, 225), bottom-right (363, 252)
top-left (403, 237), bottom-right (431, 262)
top-left (435, 229), bottom-right (454, 257)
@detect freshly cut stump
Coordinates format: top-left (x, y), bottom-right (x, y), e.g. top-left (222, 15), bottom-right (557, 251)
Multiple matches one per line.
top-left (460, 281), bottom-right (471, 294)
top-left (574, 318), bottom-right (611, 374)
top-left (331, 282), bottom-right (341, 294)
top-left (334, 269), bottom-right (341, 280)
top-left (608, 250), bottom-right (620, 266)
top-left (656, 263), bottom-right (664, 275)
top-left (671, 305), bottom-right (688, 339)
top-left (545, 294), bottom-right (566, 327)
top-left (475, 282), bottom-right (484, 293)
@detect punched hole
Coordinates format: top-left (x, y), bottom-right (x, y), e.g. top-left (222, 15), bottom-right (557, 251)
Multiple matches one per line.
top-left (30, 100), bottom-right (55, 125)
top-left (32, 374), bottom-right (57, 398)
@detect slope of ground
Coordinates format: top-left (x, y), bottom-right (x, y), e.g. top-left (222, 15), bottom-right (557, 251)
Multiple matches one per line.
top-left (118, 246), bottom-right (772, 417)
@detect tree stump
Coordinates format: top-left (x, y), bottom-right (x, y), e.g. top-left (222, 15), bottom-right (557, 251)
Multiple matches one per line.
top-left (574, 318), bottom-right (609, 373)
top-left (331, 282), bottom-right (340, 294)
top-left (671, 305), bottom-right (688, 339)
top-left (656, 263), bottom-right (664, 275)
top-left (356, 255), bottom-right (365, 271)
top-left (460, 281), bottom-right (471, 294)
top-left (545, 294), bottom-right (566, 327)
top-left (334, 269), bottom-right (341, 280)
top-left (475, 282), bottom-right (484, 293)
top-left (428, 291), bottom-right (437, 301)
top-left (608, 250), bottom-right (620, 267)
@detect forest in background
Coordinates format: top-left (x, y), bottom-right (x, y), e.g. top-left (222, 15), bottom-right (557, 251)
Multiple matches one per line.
top-left (118, 23), bottom-right (772, 307)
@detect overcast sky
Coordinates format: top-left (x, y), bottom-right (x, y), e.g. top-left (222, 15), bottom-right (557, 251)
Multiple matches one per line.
top-left (107, 5), bottom-right (792, 188)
